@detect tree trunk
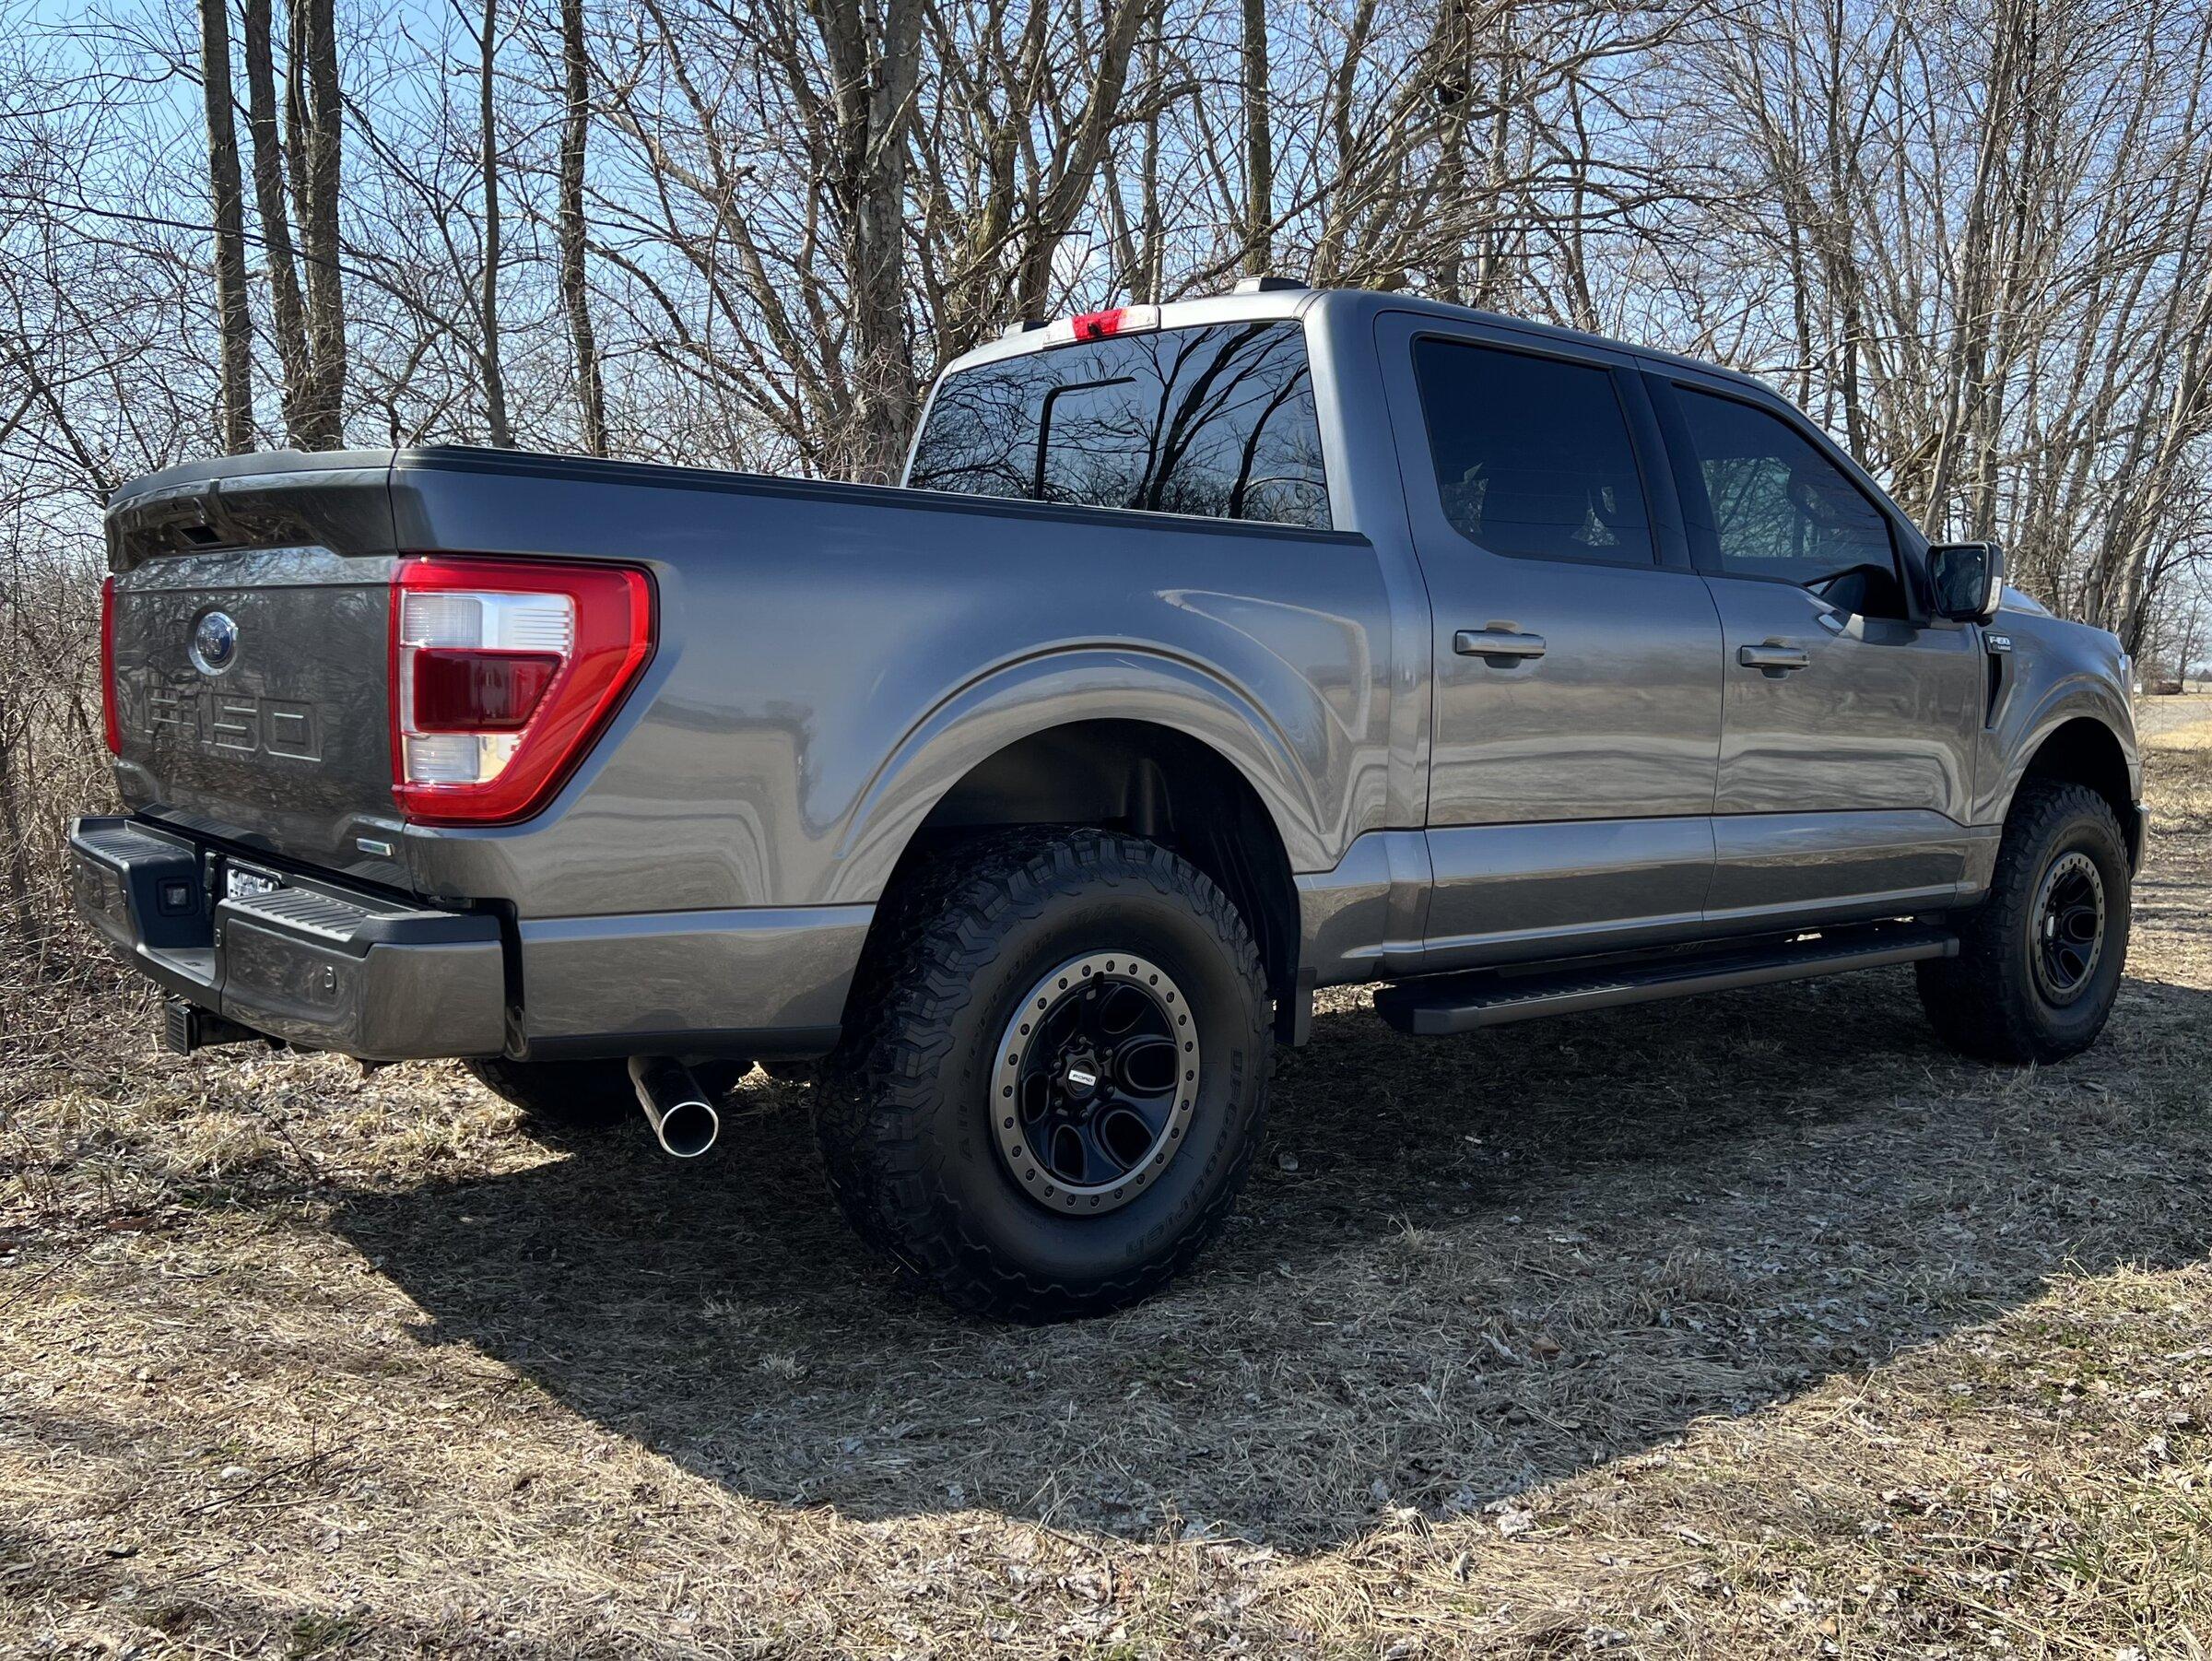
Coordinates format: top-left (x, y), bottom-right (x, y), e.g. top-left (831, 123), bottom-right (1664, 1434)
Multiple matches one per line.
top-left (805, 0), bottom-right (925, 482)
top-left (198, 0), bottom-right (253, 453)
top-left (1819, 0), bottom-right (1868, 464)
top-left (478, 0), bottom-right (512, 447)
top-left (1240, 0), bottom-right (1271, 275)
top-left (241, 0), bottom-right (313, 446)
top-left (1005, 0), bottom-right (1151, 316)
top-left (1137, 25), bottom-right (1162, 300)
top-left (287, 0), bottom-right (346, 449)
top-left (558, 0), bottom-right (606, 455)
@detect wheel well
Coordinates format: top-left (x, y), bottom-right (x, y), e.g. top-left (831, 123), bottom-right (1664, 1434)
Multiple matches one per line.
top-left (881, 720), bottom-right (1301, 1015)
top-left (2018, 717), bottom-right (2139, 864)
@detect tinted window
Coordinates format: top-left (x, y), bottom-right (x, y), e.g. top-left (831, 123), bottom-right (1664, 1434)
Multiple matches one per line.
top-left (1676, 388), bottom-right (1896, 592)
top-left (907, 321), bottom-right (1330, 529)
top-left (1412, 337), bottom-right (1652, 564)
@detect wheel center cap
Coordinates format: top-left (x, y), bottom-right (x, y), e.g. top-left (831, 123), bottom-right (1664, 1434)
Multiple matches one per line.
top-left (1059, 1055), bottom-right (1101, 1101)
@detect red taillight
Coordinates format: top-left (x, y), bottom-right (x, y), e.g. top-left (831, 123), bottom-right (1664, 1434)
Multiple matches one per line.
top-left (100, 574), bottom-right (121, 755)
top-left (407, 649), bottom-right (561, 732)
top-left (390, 556), bottom-right (653, 825)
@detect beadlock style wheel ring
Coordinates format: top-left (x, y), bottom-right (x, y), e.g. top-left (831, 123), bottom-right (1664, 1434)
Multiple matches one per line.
top-left (991, 951), bottom-right (1200, 1216)
top-left (2030, 848), bottom-right (2106, 1006)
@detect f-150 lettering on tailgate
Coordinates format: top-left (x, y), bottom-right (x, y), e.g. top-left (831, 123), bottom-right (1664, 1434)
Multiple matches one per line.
top-left (148, 685), bottom-right (323, 761)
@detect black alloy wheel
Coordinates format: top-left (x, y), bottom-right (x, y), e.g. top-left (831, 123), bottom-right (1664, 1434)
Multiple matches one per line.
top-left (2028, 849), bottom-right (2105, 1005)
top-left (992, 951), bottom-right (1198, 1215)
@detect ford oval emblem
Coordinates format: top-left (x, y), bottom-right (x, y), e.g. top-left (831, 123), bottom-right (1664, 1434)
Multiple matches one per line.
top-left (190, 610), bottom-right (240, 675)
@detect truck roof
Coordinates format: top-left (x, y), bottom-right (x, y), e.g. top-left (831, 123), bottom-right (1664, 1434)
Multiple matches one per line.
top-left (936, 284), bottom-right (1775, 397)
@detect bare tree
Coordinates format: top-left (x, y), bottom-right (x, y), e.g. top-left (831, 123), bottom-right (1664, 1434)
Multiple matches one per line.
top-left (196, 0), bottom-right (253, 451)
top-left (475, 0), bottom-right (512, 446)
top-left (5, 0), bottom-right (2210, 617)
top-left (241, 0), bottom-right (313, 444)
top-left (802, 0), bottom-right (926, 479)
top-left (557, 0), bottom-right (605, 454)
top-left (914, 0), bottom-right (1154, 349)
top-left (1239, 0), bottom-right (1271, 274)
top-left (286, 0), bottom-right (346, 447)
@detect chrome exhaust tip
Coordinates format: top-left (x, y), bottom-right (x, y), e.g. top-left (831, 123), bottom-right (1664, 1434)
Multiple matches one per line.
top-left (627, 1055), bottom-right (720, 1159)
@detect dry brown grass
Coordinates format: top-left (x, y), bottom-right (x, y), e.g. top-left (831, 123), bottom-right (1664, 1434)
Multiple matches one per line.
top-left (5, 707), bottom-right (2211, 1657)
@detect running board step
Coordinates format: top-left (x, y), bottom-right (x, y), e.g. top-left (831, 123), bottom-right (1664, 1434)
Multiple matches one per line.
top-left (1373, 922), bottom-right (1959, 1037)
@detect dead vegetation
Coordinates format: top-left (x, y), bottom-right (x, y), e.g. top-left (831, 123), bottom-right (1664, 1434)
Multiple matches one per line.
top-left (5, 711), bottom-right (2211, 1656)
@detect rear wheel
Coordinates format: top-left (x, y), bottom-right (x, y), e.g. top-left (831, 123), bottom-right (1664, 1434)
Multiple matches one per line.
top-left (817, 828), bottom-right (1272, 1322)
top-left (1917, 779), bottom-right (2130, 1064)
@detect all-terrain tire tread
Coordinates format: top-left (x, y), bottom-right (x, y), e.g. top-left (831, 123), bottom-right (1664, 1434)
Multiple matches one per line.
top-left (1915, 779), bottom-right (2128, 1065)
top-left (816, 828), bottom-right (1271, 1322)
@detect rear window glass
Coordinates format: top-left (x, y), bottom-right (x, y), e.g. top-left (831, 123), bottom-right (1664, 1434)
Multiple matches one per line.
top-left (1411, 336), bottom-right (1653, 566)
top-left (906, 321), bottom-right (1332, 529)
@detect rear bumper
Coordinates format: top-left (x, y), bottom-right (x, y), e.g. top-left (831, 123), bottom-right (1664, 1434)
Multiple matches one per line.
top-left (68, 815), bottom-right (506, 1060)
top-left (68, 814), bottom-right (867, 1064)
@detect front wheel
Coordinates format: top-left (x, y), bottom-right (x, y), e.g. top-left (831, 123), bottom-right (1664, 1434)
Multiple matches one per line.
top-left (1917, 780), bottom-right (2131, 1064)
top-left (816, 828), bottom-right (1273, 1322)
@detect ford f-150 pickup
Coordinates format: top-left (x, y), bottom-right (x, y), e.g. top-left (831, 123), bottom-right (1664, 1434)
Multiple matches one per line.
top-left (71, 282), bottom-right (2145, 1320)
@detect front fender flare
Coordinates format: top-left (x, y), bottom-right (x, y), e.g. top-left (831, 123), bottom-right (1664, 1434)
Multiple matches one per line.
top-left (1980, 672), bottom-right (2141, 827)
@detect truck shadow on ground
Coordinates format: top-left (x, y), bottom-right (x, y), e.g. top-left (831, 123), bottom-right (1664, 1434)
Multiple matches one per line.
top-left (332, 967), bottom-right (2211, 1549)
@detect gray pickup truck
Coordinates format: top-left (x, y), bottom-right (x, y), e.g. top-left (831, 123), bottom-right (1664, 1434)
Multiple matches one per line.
top-left (72, 284), bottom-right (2143, 1319)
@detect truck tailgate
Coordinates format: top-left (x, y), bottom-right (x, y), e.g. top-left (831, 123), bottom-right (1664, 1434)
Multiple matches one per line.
top-left (106, 455), bottom-right (408, 883)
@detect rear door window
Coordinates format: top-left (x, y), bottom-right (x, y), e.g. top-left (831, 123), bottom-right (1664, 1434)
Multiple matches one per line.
top-left (1411, 337), bottom-right (1654, 566)
top-left (907, 321), bottom-right (1331, 529)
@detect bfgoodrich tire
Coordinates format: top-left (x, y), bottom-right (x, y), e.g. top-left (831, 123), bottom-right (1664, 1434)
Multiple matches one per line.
top-left (817, 828), bottom-right (1273, 1322)
top-left (1917, 779), bottom-right (2131, 1065)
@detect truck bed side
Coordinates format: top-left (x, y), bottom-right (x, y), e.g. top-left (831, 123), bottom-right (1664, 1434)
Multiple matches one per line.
top-left (103, 444), bottom-right (1403, 1057)
top-left (383, 447), bottom-right (1399, 917)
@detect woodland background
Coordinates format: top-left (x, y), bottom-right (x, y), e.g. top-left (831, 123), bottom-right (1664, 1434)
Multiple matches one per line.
top-left (5, 12), bottom-right (2212, 1651)
top-left (6, 0), bottom-right (2212, 975)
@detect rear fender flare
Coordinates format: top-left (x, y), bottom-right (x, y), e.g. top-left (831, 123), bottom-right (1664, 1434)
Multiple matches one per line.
top-left (823, 649), bottom-right (1335, 905)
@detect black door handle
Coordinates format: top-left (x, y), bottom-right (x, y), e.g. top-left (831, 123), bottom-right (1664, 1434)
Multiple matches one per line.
top-left (1738, 642), bottom-right (1810, 673)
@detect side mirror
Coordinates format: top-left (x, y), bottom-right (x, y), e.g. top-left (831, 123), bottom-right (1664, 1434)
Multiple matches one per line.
top-left (1928, 541), bottom-right (2005, 623)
